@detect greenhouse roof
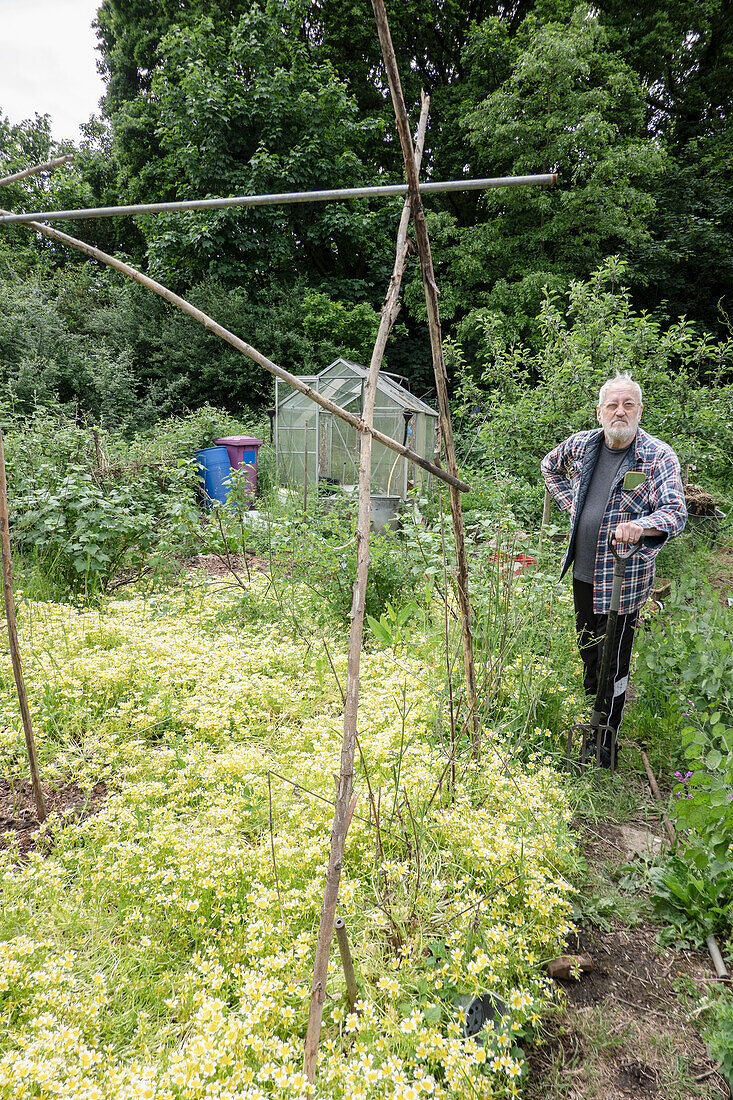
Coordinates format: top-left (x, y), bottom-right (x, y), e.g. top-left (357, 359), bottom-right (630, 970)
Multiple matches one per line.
top-left (277, 358), bottom-right (437, 416)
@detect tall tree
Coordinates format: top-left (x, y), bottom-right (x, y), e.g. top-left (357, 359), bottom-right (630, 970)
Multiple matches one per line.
top-left (596, 0), bottom-right (733, 336)
top-left (140, 9), bottom-right (391, 293)
top-left (411, 7), bottom-right (666, 348)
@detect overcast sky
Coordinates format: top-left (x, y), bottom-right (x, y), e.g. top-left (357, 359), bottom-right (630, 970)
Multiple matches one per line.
top-left (0, 0), bottom-right (106, 143)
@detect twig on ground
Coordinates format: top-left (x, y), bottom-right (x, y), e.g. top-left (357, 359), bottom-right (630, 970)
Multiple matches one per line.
top-left (640, 750), bottom-right (676, 843)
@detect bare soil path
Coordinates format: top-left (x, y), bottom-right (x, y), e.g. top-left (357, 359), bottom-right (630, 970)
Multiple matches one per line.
top-left (526, 815), bottom-right (730, 1099)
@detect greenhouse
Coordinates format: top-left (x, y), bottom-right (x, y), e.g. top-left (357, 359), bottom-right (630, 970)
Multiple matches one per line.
top-left (274, 358), bottom-right (439, 499)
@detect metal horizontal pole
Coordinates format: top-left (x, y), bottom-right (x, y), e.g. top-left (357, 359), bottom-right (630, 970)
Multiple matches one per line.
top-left (0, 173), bottom-right (557, 225)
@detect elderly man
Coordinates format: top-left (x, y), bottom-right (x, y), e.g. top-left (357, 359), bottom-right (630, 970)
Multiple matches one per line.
top-left (541, 374), bottom-right (687, 767)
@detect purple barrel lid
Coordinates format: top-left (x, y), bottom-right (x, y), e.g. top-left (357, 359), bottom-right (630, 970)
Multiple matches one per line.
top-left (213, 436), bottom-right (263, 446)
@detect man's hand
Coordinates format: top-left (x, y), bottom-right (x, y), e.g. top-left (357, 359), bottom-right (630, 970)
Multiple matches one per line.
top-left (614, 521), bottom-right (663, 544)
top-left (614, 520), bottom-right (644, 544)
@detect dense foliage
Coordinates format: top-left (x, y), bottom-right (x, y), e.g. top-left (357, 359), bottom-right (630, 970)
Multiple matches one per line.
top-left (450, 261), bottom-right (733, 515)
top-left (1, 0), bottom-right (731, 425)
top-left (2, 405), bottom-right (256, 592)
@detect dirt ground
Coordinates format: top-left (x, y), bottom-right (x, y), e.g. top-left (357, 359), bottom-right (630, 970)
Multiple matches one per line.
top-left (525, 820), bottom-right (731, 1099)
top-left (180, 551), bottom-right (271, 577)
top-left (0, 777), bottom-right (107, 857)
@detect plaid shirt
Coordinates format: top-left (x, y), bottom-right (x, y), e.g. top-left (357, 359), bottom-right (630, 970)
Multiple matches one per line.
top-left (541, 427), bottom-right (687, 613)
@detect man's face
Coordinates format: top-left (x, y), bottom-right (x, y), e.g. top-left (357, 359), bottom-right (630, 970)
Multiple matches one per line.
top-left (596, 382), bottom-right (642, 448)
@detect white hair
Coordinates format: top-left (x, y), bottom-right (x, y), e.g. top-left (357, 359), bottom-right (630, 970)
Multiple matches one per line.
top-left (598, 373), bottom-right (643, 406)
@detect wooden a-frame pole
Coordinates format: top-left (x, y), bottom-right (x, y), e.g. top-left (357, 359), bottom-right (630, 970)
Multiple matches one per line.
top-left (0, 428), bottom-right (46, 822)
top-left (302, 93), bottom-right (431, 1084)
top-left (371, 0), bottom-right (481, 756)
top-left (0, 161), bottom-right (66, 825)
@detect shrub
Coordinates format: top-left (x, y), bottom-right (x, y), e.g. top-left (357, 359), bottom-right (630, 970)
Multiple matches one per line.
top-left (633, 576), bottom-right (733, 726)
top-left (2, 406), bottom-right (224, 592)
top-left (11, 465), bottom-right (156, 592)
top-left (452, 259), bottom-right (733, 495)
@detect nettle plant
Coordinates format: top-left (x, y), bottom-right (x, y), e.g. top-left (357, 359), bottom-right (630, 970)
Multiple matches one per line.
top-left (650, 711), bottom-right (733, 948)
top-left (647, 712), bottom-right (730, 946)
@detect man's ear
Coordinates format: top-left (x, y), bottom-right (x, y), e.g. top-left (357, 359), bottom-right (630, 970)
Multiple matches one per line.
top-left (595, 406), bottom-right (602, 424)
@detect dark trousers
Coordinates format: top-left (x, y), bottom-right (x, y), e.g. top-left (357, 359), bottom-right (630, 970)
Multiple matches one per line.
top-left (573, 578), bottom-right (638, 735)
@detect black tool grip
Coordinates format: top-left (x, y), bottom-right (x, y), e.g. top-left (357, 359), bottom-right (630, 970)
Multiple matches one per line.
top-left (608, 531), bottom-right (645, 562)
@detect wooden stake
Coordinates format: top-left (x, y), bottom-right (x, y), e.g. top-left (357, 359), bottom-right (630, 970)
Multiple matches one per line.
top-left (303, 95), bottom-right (430, 1085)
top-left (371, 0), bottom-right (481, 757)
top-left (91, 427), bottom-right (103, 472)
top-left (640, 750), bottom-right (676, 844)
top-left (706, 933), bottom-right (730, 980)
top-left (538, 487), bottom-right (552, 551)
top-left (303, 421), bottom-right (309, 513)
top-left (0, 428), bottom-right (46, 823)
top-left (334, 918), bottom-right (359, 1008)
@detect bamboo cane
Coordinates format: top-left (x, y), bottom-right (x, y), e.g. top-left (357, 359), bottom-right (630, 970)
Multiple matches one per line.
top-left (0, 155), bottom-right (74, 187)
top-left (0, 428), bottom-right (46, 823)
top-left (371, 0), bottom-right (481, 757)
top-left (302, 94), bottom-right (430, 1085)
top-left (0, 202), bottom-right (469, 493)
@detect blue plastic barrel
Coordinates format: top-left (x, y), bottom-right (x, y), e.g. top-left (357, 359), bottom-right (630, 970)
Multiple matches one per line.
top-left (195, 446), bottom-right (232, 511)
top-left (214, 436), bottom-right (263, 505)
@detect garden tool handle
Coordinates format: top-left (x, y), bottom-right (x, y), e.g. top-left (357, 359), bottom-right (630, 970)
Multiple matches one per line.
top-left (587, 534), bottom-right (647, 782)
top-left (608, 532), bottom-right (645, 563)
top-left (609, 532), bottom-right (644, 582)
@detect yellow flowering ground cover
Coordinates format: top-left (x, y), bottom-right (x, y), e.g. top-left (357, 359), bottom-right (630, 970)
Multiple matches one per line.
top-left (0, 575), bottom-right (577, 1099)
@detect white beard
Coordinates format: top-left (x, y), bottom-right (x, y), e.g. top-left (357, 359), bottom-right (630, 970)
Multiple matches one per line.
top-left (604, 422), bottom-right (638, 447)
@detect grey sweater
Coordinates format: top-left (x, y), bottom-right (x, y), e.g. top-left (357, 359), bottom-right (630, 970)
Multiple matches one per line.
top-left (572, 441), bottom-right (633, 584)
